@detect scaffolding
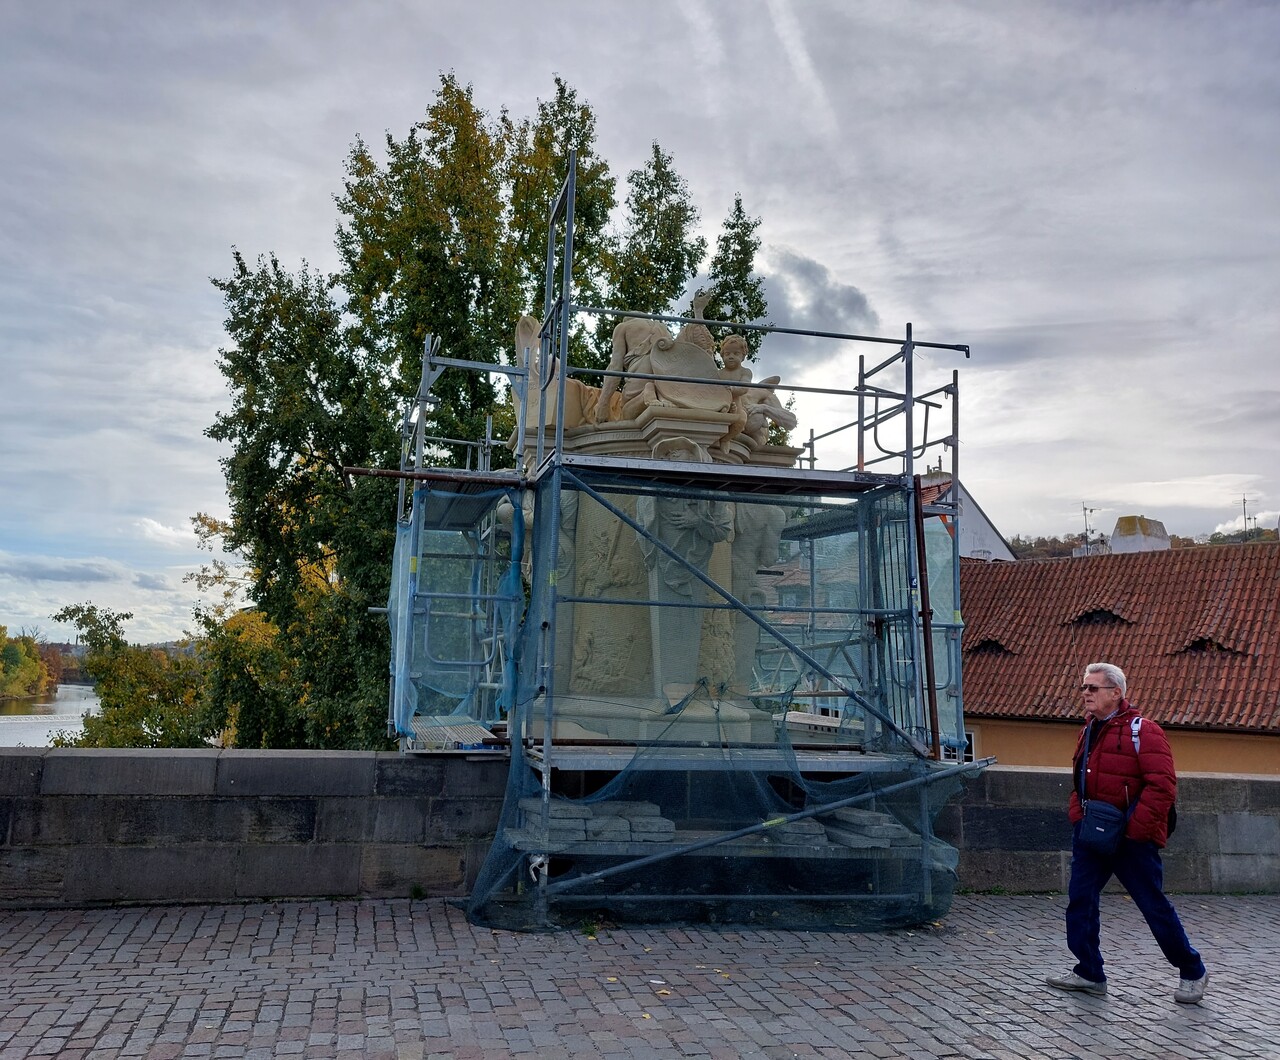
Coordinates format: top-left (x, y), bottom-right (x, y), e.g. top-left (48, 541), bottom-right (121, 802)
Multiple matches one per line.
top-left (374, 153), bottom-right (989, 931)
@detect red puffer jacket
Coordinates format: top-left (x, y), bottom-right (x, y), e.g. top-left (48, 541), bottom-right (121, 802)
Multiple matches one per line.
top-left (1067, 702), bottom-right (1177, 848)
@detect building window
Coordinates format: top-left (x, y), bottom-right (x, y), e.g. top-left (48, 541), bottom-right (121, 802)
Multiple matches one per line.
top-left (942, 730), bottom-right (975, 763)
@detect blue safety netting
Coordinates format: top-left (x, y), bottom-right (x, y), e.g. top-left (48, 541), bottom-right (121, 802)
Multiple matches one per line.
top-left (388, 485), bottom-right (524, 738)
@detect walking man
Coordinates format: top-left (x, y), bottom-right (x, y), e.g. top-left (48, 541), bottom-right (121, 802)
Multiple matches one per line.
top-left (1046, 662), bottom-right (1209, 1003)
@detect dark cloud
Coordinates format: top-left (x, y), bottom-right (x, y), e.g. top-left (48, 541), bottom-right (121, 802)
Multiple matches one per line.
top-left (0, 557), bottom-right (118, 584)
top-left (762, 247), bottom-right (878, 335)
top-left (739, 247), bottom-right (882, 379)
top-left (133, 573), bottom-right (172, 592)
top-left (957, 318), bottom-right (1190, 371)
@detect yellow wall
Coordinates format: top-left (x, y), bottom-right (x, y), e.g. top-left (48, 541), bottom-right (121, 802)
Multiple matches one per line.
top-left (969, 719), bottom-right (1280, 775)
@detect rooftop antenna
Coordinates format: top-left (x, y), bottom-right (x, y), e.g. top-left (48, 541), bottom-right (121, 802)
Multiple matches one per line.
top-left (1082, 503), bottom-right (1099, 556)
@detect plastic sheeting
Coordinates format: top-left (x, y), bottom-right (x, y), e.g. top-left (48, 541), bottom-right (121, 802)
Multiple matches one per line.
top-left (463, 472), bottom-right (978, 931)
top-left (388, 485), bottom-right (524, 738)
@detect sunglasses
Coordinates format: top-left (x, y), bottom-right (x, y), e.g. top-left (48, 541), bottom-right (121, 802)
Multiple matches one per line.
top-left (1080, 683), bottom-right (1115, 693)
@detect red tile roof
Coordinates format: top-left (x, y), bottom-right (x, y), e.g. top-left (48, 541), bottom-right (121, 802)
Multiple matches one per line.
top-left (959, 543), bottom-right (1280, 733)
top-left (918, 476), bottom-right (951, 507)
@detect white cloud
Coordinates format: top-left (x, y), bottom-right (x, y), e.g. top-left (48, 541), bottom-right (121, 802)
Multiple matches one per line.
top-left (1092, 476), bottom-right (1266, 511)
top-left (0, 554), bottom-right (121, 585)
top-left (765, 0), bottom-right (840, 140)
top-left (0, 550), bottom-right (209, 645)
top-left (1214, 510), bottom-right (1280, 536)
top-left (135, 518), bottom-right (196, 549)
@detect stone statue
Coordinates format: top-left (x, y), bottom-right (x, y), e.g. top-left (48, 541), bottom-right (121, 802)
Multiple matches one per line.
top-left (594, 317), bottom-right (671, 423)
top-left (730, 503), bottom-right (787, 690)
top-left (636, 436), bottom-right (733, 694)
top-left (512, 315), bottom-right (599, 437)
top-left (741, 378), bottom-right (797, 446)
top-left (511, 299), bottom-right (800, 461)
top-left (593, 291), bottom-right (733, 425)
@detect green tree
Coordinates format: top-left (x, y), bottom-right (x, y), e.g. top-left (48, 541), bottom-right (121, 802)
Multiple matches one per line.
top-left (184, 515), bottom-right (302, 749)
top-left (597, 141), bottom-right (706, 353)
top-left (206, 251), bottom-right (396, 748)
top-left (504, 75), bottom-right (617, 371)
top-left (50, 604), bottom-right (212, 748)
top-left (1007, 534), bottom-right (1084, 559)
top-left (0, 625), bottom-right (49, 699)
top-left (335, 73), bottom-right (514, 466)
top-left (196, 607), bottom-right (301, 749)
top-left (703, 194), bottom-right (770, 359)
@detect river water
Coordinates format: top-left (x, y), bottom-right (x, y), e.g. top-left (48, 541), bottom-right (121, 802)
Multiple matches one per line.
top-left (0, 684), bottom-right (100, 747)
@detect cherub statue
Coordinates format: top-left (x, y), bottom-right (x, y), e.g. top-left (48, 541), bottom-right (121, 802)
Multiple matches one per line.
top-left (717, 334), bottom-right (753, 387)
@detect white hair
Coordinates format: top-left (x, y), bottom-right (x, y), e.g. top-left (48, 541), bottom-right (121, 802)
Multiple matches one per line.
top-left (1084, 662), bottom-right (1126, 696)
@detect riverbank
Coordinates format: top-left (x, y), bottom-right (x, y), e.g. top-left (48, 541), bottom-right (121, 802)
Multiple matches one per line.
top-left (0, 684), bottom-right (99, 747)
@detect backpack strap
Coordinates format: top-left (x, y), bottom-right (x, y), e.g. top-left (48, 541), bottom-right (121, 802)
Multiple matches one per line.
top-left (1130, 716), bottom-right (1142, 754)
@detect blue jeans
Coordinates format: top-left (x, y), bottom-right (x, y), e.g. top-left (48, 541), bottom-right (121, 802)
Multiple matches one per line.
top-left (1066, 825), bottom-right (1205, 984)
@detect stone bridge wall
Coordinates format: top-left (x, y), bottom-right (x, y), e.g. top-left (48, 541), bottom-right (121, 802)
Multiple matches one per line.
top-left (939, 765), bottom-right (1280, 894)
top-left (2, 751), bottom-right (1276, 907)
top-left (0, 748), bottom-right (506, 907)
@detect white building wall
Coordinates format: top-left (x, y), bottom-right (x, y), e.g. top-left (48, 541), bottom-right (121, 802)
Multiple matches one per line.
top-left (1109, 515), bottom-right (1171, 554)
top-left (953, 483), bottom-right (1016, 561)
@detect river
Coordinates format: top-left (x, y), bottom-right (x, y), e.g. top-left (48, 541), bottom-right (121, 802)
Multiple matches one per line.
top-left (0, 683), bottom-right (100, 747)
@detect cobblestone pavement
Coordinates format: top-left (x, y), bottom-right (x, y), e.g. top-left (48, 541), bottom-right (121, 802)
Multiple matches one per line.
top-left (0, 893), bottom-right (1277, 1059)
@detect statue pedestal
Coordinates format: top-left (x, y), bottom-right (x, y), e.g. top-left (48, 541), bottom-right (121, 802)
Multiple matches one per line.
top-left (636, 405), bottom-right (740, 456)
top-left (744, 441), bottom-right (805, 468)
top-left (520, 409), bottom-right (797, 467)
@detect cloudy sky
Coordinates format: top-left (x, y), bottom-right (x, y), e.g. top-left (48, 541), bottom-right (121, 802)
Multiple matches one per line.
top-left (2, 1), bottom-right (1278, 643)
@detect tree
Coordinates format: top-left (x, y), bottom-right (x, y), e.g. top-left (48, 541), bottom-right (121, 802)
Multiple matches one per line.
top-left (596, 142), bottom-right (706, 353)
top-left (183, 516), bottom-right (300, 748)
top-left (50, 604), bottom-right (212, 748)
top-left (204, 77), bottom-right (740, 750)
top-left (504, 75), bottom-right (617, 371)
top-left (197, 608), bottom-right (301, 749)
top-left (1209, 526), bottom-right (1278, 545)
top-left (704, 194), bottom-right (770, 359)
top-left (0, 625), bottom-right (50, 699)
top-left (1007, 534), bottom-right (1083, 559)
top-left (335, 74), bottom-right (513, 465)
top-left (38, 641), bottom-right (63, 688)
top-left (208, 253), bottom-right (397, 613)
top-left (208, 252), bottom-right (397, 749)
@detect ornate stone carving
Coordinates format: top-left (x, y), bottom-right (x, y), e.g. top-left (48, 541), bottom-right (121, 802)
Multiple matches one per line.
top-left (512, 306), bottom-right (803, 723)
top-left (636, 437), bottom-right (732, 694)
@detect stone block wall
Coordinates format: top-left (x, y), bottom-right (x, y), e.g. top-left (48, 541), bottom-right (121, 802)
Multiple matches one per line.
top-left (3, 751), bottom-right (1277, 908)
top-left (940, 765), bottom-right (1280, 894)
top-left (0, 748), bottom-right (506, 907)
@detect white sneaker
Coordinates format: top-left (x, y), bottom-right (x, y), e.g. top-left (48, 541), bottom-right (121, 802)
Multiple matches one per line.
top-left (1174, 971), bottom-right (1208, 1005)
top-left (1045, 971), bottom-right (1107, 996)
